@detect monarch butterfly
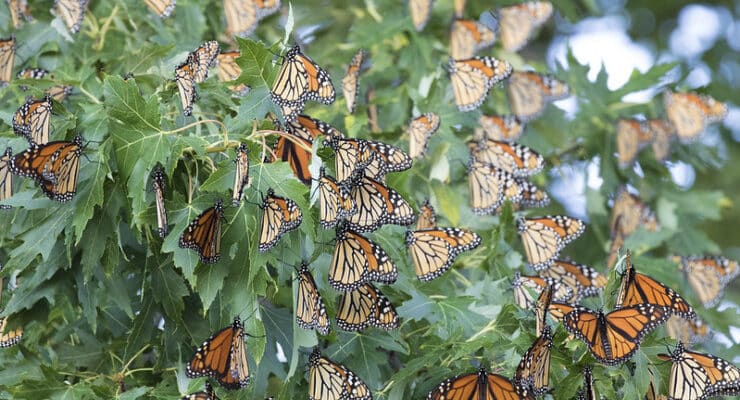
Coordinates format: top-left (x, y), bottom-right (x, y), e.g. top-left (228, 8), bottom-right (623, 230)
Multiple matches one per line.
top-left (54, 0), bottom-right (89, 34)
top-left (216, 51), bottom-right (250, 96)
top-left (296, 263), bottom-right (330, 335)
top-left (187, 316), bottom-right (251, 390)
top-left (616, 119), bottom-right (654, 167)
top-left (13, 96), bottom-right (52, 146)
top-left (308, 347), bottom-right (372, 400)
top-left (190, 41), bottom-right (221, 83)
top-left (1, 148), bottom-right (13, 209)
top-left (475, 115), bottom-right (525, 142)
top-left (47, 84), bottom-right (73, 102)
top-left (175, 59), bottom-right (197, 116)
top-left (232, 143), bottom-right (250, 206)
top-left (450, 19), bottom-right (496, 60)
top-left (517, 216), bottom-right (585, 270)
top-left (178, 199), bottom-right (225, 264)
top-left (152, 166), bottom-right (168, 238)
top-left (665, 315), bottom-right (709, 345)
top-left (409, 0), bottom-right (433, 31)
top-left (9, 135), bottom-right (83, 202)
top-left (330, 223), bottom-right (397, 291)
top-left (416, 199), bottom-right (437, 230)
top-left (17, 67), bottom-right (49, 80)
top-left (406, 227), bottom-right (481, 282)
top-left (9, 0), bottom-right (32, 28)
top-left (0, 36), bottom-right (15, 87)
top-left (648, 119), bottom-right (675, 162)
top-left (181, 382), bottom-right (216, 400)
top-left (663, 90), bottom-right (728, 142)
top-left (609, 189), bottom-right (658, 238)
top-left (539, 259), bottom-right (607, 302)
top-left (673, 255), bottom-right (739, 308)
top-left (144, 0), bottom-right (175, 17)
top-left (273, 130), bottom-right (313, 186)
top-left (271, 44), bottom-right (335, 121)
top-left (223, 0), bottom-right (281, 37)
top-left (562, 304), bottom-right (671, 365)
top-left (408, 112), bottom-right (440, 159)
top-left (326, 137), bottom-right (412, 182)
top-left (336, 283), bottom-right (399, 332)
top-left (287, 114), bottom-right (343, 141)
top-left (514, 326), bottom-right (552, 396)
top-left (258, 188), bottom-right (302, 252)
top-left (575, 366), bottom-right (596, 400)
top-left (657, 342), bottom-right (740, 400)
top-left (449, 56), bottom-right (513, 112)
top-left (498, 1), bottom-right (553, 52)
top-left (511, 272), bottom-right (573, 310)
top-left (453, 0), bottom-right (465, 18)
top-left (545, 300), bottom-right (577, 322)
top-left (507, 71), bottom-right (569, 120)
top-left (468, 139), bottom-right (544, 177)
top-left (345, 170), bottom-right (415, 232)
top-left (467, 161), bottom-right (521, 215)
top-left (342, 49), bottom-right (365, 113)
top-left (534, 285), bottom-right (553, 337)
top-left (318, 167), bottom-right (356, 229)
top-left (615, 251), bottom-right (696, 319)
top-left (427, 366), bottom-right (534, 400)
top-left (0, 317), bottom-right (23, 347)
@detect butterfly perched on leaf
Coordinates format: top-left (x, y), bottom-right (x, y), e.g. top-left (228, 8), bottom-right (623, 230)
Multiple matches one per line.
top-left (342, 49), bottom-right (365, 113)
top-left (427, 366), bottom-right (534, 400)
top-left (609, 189), bottom-right (658, 238)
top-left (449, 56), bottom-right (512, 112)
top-left (406, 226), bottom-right (481, 282)
top-left (13, 95), bottom-right (52, 146)
top-left (216, 51), bottom-right (250, 96)
top-left (258, 188), bottom-right (302, 252)
top-left (296, 263), bottom-right (330, 335)
top-left (615, 119), bottom-right (654, 167)
top-left (663, 90), bottom-right (727, 142)
top-left (232, 143), bottom-right (250, 206)
top-left (562, 303), bottom-right (672, 365)
top-left (325, 137), bottom-right (412, 182)
top-left (514, 326), bottom-right (552, 396)
top-left (224, 0), bottom-right (281, 37)
top-left (475, 115), bottom-right (525, 142)
top-left (271, 44), bottom-right (335, 121)
top-left (497, 1), bottom-right (553, 52)
top-left (672, 255), bottom-right (739, 308)
top-left (449, 19), bottom-right (496, 59)
top-left (308, 347), bottom-right (372, 400)
top-left (151, 166), bottom-right (168, 238)
top-left (345, 170), bottom-right (415, 233)
top-left (506, 71), bottom-right (568, 121)
top-left (318, 167), bottom-right (356, 229)
top-left (9, 135), bottom-right (84, 202)
top-left (517, 215), bottom-right (585, 270)
top-left (186, 316), bottom-right (251, 389)
top-left (615, 250), bottom-right (696, 319)
top-left (0, 36), bottom-right (15, 87)
top-left (468, 139), bottom-right (544, 177)
top-left (466, 161), bottom-right (525, 215)
top-left (330, 222), bottom-right (398, 291)
top-left (408, 113), bottom-right (440, 159)
top-left (144, 0), bottom-right (175, 17)
top-left (178, 199), bottom-right (225, 264)
top-left (54, 0), bottom-right (89, 34)
top-left (0, 148), bottom-right (13, 209)
top-left (175, 41), bottom-right (221, 116)
top-left (336, 283), bottom-right (399, 332)
top-left (416, 199), bottom-right (437, 230)
top-left (657, 341), bottom-right (740, 400)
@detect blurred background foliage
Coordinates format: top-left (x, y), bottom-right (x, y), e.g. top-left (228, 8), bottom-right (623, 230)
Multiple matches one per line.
top-left (0, 0), bottom-right (738, 399)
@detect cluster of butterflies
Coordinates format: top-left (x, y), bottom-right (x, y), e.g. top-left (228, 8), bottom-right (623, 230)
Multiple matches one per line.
top-left (2, 1), bottom-right (738, 400)
top-left (615, 90), bottom-right (728, 167)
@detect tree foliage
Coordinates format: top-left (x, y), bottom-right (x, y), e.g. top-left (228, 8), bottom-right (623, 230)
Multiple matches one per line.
top-left (0, 1), bottom-right (738, 399)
